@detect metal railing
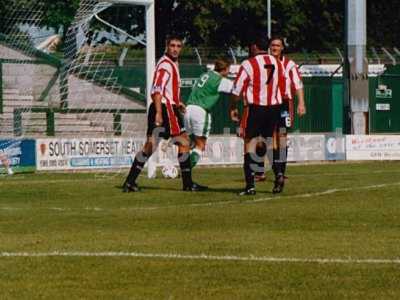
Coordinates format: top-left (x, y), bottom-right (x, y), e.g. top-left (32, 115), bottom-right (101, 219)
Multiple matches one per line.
top-left (13, 107), bottom-right (146, 137)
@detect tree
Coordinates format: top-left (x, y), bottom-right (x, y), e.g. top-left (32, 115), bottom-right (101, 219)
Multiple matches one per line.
top-left (2, 0), bottom-right (398, 54)
top-left (154, 0), bottom-right (344, 51)
top-left (291, 0), bottom-right (343, 50)
top-left (367, 0), bottom-right (400, 47)
top-left (40, 0), bottom-right (80, 34)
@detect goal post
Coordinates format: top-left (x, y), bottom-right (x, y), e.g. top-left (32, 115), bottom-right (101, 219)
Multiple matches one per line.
top-left (105, 0), bottom-right (157, 178)
top-left (105, 0), bottom-right (155, 110)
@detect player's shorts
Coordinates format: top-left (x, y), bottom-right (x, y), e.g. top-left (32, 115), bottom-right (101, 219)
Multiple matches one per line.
top-left (184, 105), bottom-right (212, 138)
top-left (278, 101), bottom-right (293, 130)
top-left (240, 104), bottom-right (281, 140)
top-left (146, 102), bottom-right (185, 139)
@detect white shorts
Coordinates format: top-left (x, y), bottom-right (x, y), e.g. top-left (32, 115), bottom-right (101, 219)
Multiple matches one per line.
top-left (184, 105), bottom-right (212, 138)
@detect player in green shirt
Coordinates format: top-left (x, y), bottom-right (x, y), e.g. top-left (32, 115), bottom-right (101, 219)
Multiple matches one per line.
top-left (184, 58), bottom-right (233, 167)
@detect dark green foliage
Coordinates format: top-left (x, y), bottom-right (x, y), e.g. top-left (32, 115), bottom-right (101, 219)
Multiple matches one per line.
top-left (0, 0), bottom-right (398, 52)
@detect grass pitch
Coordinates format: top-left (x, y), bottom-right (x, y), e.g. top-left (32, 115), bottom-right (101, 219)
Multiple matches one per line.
top-left (1, 162), bottom-right (400, 299)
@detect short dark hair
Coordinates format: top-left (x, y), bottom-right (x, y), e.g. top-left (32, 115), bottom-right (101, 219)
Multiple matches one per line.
top-left (268, 36), bottom-right (285, 47)
top-left (249, 32), bottom-right (269, 51)
top-left (166, 35), bottom-right (183, 45)
top-left (214, 58), bottom-right (231, 72)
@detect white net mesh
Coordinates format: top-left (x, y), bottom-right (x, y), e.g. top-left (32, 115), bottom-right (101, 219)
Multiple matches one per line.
top-left (1, 0), bottom-right (148, 138)
top-left (0, 0), bottom-right (149, 175)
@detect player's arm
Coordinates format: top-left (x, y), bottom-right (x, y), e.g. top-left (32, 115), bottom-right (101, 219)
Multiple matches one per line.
top-left (151, 68), bottom-right (170, 126)
top-left (218, 77), bottom-right (238, 120)
top-left (178, 101), bottom-right (186, 114)
top-left (218, 78), bottom-right (234, 94)
top-left (296, 88), bottom-right (306, 117)
top-left (221, 78), bottom-right (238, 121)
top-left (151, 93), bottom-right (163, 126)
top-left (230, 95), bottom-right (241, 123)
top-left (230, 66), bottom-right (248, 123)
top-left (291, 65), bottom-right (306, 117)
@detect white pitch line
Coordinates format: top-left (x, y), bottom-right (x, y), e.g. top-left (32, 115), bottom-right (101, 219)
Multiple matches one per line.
top-left (1, 182), bottom-right (400, 213)
top-left (248, 181), bottom-right (400, 204)
top-left (0, 251), bottom-right (399, 265)
top-left (0, 207), bottom-right (23, 211)
top-left (285, 169), bottom-right (400, 177)
top-left (0, 178), bottom-right (110, 186)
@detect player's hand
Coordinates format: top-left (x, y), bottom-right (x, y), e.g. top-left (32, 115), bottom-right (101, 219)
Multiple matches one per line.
top-left (155, 112), bottom-right (163, 127)
top-left (297, 103), bottom-right (306, 117)
top-left (178, 102), bottom-right (186, 114)
top-left (230, 108), bottom-right (240, 123)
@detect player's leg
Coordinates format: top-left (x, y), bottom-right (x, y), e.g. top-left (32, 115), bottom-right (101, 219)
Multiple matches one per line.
top-left (272, 104), bottom-right (289, 193)
top-left (239, 105), bottom-right (263, 196)
top-left (123, 103), bottom-right (167, 192)
top-left (283, 99), bottom-right (295, 175)
top-left (190, 136), bottom-right (206, 168)
top-left (254, 142), bottom-right (266, 181)
top-left (239, 137), bottom-right (259, 196)
top-left (173, 131), bottom-right (207, 192)
top-left (185, 105), bottom-right (211, 168)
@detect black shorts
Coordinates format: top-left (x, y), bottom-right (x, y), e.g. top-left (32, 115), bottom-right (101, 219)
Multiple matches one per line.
top-left (146, 102), bottom-right (185, 139)
top-left (278, 101), bottom-right (292, 129)
top-left (240, 104), bottom-right (282, 140)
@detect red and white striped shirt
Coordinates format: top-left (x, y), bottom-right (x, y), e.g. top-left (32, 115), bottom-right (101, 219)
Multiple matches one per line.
top-left (151, 55), bottom-right (181, 106)
top-left (232, 54), bottom-right (286, 106)
top-left (281, 56), bottom-right (303, 100)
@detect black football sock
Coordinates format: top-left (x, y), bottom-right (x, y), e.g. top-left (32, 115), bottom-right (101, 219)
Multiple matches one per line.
top-left (255, 145), bottom-right (266, 176)
top-left (125, 151), bottom-right (149, 185)
top-left (272, 149), bottom-right (282, 178)
top-left (273, 148), bottom-right (287, 178)
top-left (282, 146), bottom-right (289, 175)
top-left (178, 152), bottom-right (193, 187)
top-left (244, 153), bottom-right (255, 189)
top-left (266, 143), bottom-right (274, 176)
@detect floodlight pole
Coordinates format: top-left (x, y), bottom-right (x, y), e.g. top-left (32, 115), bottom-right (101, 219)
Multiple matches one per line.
top-left (345, 0), bottom-right (369, 134)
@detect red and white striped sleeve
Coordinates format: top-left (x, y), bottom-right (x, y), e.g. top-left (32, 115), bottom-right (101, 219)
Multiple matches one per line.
top-left (151, 65), bottom-right (171, 96)
top-left (289, 62), bottom-right (303, 91)
top-left (232, 64), bottom-right (250, 97)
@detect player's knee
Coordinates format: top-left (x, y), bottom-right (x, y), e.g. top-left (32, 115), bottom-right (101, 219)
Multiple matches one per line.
top-left (195, 138), bottom-right (206, 151)
top-left (256, 143), bottom-right (266, 157)
top-left (143, 141), bottom-right (156, 156)
top-left (172, 136), bottom-right (189, 153)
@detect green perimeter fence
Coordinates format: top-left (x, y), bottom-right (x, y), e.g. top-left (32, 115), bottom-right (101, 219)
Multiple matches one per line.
top-left (1, 55), bottom-right (400, 135)
top-left (102, 64), bottom-right (400, 134)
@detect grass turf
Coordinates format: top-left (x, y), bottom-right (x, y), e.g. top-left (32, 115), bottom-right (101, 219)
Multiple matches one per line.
top-left (0, 161), bottom-right (400, 299)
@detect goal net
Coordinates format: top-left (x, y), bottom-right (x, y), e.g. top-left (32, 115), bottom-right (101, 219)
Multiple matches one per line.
top-left (0, 0), bottom-right (156, 176)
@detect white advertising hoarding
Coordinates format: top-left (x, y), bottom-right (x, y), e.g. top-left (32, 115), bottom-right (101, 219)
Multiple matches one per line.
top-left (158, 135), bottom-right (326, 166)
top-left (346, 135), bottom-right (400, 160)
top-left (36, 135), bottom-right (332, 171)
top-left (36, 138), bottom-right (145, 170)
top-left (288, 134), bottom-right (326, 162)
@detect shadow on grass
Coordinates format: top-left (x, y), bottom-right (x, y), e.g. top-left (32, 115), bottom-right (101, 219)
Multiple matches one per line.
top-left (115, 184), bottom-right (248, 194)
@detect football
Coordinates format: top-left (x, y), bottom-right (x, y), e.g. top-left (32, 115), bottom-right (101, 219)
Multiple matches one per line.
top-left (161, 165), bottom-right (179, 179)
